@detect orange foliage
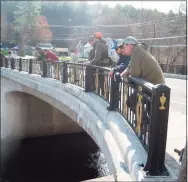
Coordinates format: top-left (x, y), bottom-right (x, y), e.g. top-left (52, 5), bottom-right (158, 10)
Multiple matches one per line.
top-left (35, 16), bottom-right (52, 41)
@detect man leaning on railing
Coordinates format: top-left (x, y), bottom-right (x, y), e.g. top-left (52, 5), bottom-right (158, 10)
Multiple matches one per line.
top-left (120, 36), bottom-right (165, 85)
top-left (108, 39), bottom-right (130, 83)
top-left (120, 36), bottom-right (165, 116)
top-left (84, 32), bottom-right (111, 94)
top-left (43, 49), bottom-right (60, 79)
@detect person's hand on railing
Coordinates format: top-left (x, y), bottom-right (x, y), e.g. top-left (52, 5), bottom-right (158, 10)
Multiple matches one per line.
top-left (123, 76), bottom-right (129, 84)
top-left (109, 67), bottom-right (118, 78)
top-left (109, 70), bottom-right (114, 78)
top-left (120, 68), bottom-right (130, 78)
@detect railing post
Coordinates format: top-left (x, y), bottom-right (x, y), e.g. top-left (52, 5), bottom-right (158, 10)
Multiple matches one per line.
top-left (0, 57), bottom-right (3, 67)
top-left (144, 84), bottom-right (171, 176)
top-left (107, 76), bottom-right (120, 111)
top-left (85, 65), bottom-right (93, 92)
top-left (19, 58), bottom-right (22, 71)
top-left (29, 59), bottom-right (33, 74)
top-left (5, 58), bottom-right (8, 68)
top-left (182, 65), bottom-right (186, 75)
top-left (42, 60), bottom-right (47, 77)
top-left (11, 58), bottom-right (15, 69)
top-left (62, 61), bottom-right (68, 83)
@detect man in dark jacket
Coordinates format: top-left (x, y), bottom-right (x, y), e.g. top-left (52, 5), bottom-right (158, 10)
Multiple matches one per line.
top-left (115, 41), bottom-right (131, 73)
top-left (87, 32), bottom-right (110, 66)
top-left (109, 40), bottom-right (130, 79)
top-left (86, 32), bottom-right (110, 94)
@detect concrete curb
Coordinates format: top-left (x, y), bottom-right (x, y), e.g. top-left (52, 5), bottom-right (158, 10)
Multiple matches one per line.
top-left (164, 73), bottom-right (187, 80)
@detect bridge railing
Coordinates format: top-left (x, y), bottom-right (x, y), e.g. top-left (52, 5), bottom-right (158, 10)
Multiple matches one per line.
top-left (159, 63), bottom-right (186, 75)
top-left (85, 65), bottom-right (112, 103)
top-left (1, 58), bottom-right (171, 176)
top-left (66, 62), bottom-right (86, 88)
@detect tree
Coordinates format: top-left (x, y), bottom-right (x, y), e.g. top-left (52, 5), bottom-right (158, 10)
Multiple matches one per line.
top-left (1, 16), bottom-right (8, 41)
top-left (13, 1), bottom-right (42, 55)
top-left (34, 16), bottom-right (52, 43)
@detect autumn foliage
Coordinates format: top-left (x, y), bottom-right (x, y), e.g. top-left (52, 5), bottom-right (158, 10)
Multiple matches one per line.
top-left (35, 16), bottom-right (52, 41)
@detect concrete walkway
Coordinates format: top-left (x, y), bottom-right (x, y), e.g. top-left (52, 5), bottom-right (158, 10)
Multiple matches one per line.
top-left (164, 77), bottom-right (186, 177)
top-left (165, 111), bottom-right (186, 177)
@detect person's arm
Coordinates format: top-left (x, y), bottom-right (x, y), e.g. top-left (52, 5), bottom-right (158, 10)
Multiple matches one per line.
top-left (88, 49), bottom-right (93, 60)
top-left (45, 54), bottom-right (50, 61)
top-left (90, 43), bottom-right (103, 65)
top-left (35, 52), bottom-right (41, 61)
top-left (121, 64), bottom-right (130, 77)
top-left (116, 55), bottom-right (121, 66)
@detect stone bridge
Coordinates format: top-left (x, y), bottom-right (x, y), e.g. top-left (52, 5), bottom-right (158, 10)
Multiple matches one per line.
top-left (1, 64), bottom-right (177, 181)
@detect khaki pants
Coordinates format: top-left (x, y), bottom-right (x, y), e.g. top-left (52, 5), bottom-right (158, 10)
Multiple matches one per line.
top-left (55, 64), bottom-right (60, 80)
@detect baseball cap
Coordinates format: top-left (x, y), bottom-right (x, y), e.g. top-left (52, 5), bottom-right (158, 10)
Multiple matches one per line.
top-left (117, 39), bottom-right (124, 47)
top-left (94, 32), bottom-right (103, 38)
top-left (123, 36), bottom-right (138, 45)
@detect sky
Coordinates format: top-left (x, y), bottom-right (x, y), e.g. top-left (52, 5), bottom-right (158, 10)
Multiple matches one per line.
top-left (87, 1), bottom-right (186, 14)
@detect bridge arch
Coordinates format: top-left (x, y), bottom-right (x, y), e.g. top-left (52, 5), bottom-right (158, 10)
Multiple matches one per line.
top-left (1, 75), bottom-right (127, 179)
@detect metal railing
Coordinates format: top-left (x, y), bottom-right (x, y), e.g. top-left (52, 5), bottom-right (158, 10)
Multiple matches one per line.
top-left (159, 63), bottom-right (186, 75)
top-left (0, 58), bottom-right (171, 177)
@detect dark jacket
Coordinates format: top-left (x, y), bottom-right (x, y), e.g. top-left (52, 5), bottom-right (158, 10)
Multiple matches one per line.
top-left (89, 39), bottom-right (109, 66)
top-left (88, 49), bottom-right (94, 60)
top-left (116, 55), bottom-right (130, 73)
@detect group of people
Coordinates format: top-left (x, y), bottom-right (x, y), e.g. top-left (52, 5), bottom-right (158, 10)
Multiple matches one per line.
top-left (35, 31), bottom-right (165, 86)
top-left (84, 32), bottom-right (165, 115)
top-left (35, 47), bottom-right (59, 62)
top-left (85, 32), bottom-right (165, 85)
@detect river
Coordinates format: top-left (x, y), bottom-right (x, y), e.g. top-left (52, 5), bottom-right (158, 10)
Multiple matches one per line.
top-left (2, 132), bottom-right (109, 182)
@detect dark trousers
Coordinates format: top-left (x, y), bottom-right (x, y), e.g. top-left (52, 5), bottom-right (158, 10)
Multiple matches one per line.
top-left (126, 90), bottom-right (151, 126)
top-left (91, 68), bottom-right (104, 94)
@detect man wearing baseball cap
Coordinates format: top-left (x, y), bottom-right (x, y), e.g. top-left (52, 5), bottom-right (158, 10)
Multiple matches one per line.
top-left (121, 36), bottom-right (165, 85)
top-left (87, 32), bottom-right (110, 66)
top-left (86, 32), bottom-right (111, 95)
top-left (109, 39), bottom-right (130, 81)
top-left (114, 39), bottom-right (130, 72)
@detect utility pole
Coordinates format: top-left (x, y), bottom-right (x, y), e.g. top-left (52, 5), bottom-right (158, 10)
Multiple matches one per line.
top-left (141, 1), bottom-right (144, 39)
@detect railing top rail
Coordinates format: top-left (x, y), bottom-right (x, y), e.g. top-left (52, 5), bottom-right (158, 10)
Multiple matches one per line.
top-left (159, 63), bottom-right (185, 66)
top-left (46, 61), bottom-right (63, 64)
top-left (66, 62), bottom-right (86, 66)
top-left (128, 77), bottom-right (155, 92)
top-left (87, 65), bottom-right (111, 72)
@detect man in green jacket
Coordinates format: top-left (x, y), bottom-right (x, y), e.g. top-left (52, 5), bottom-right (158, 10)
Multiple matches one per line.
top-left (121, 36), bottom-right (165, 85)
top-left (120, 36), bottom-right (165, 125)
top-left (36, 47), bottom-right (45, 62)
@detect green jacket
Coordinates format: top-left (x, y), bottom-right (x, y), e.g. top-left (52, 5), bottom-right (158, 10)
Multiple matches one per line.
top-left (37, 52), bottom-right (45, 61)
top-left (129, 43), bottom-right (165, 85)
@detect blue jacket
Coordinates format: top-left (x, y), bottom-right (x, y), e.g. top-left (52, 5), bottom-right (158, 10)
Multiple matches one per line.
top-left (116, 55), bottom-right (130, 73)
